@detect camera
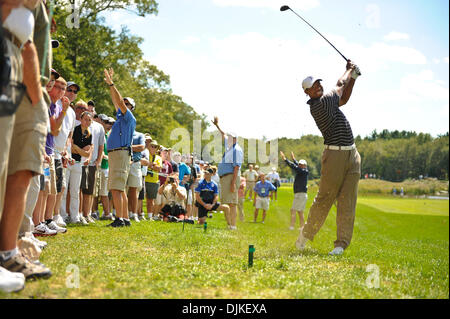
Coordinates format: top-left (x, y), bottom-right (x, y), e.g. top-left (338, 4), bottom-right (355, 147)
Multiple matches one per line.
top-left (168, 177), bottom-right (175, 183)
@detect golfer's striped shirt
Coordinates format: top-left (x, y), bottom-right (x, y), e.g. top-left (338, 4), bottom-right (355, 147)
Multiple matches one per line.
top-left (307, 90), bottom-right (354, 146)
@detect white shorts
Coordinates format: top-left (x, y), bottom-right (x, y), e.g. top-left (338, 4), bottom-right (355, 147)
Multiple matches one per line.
top-left (127, 162), bottom-right (143, 189)
top-left (291, 192), bottom-right (307, 211)
top-left (255, 196), bottom-right (270, 210)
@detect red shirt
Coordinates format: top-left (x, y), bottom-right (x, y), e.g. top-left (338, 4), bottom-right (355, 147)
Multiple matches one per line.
top-left (159, 160), bottom-right (173, 184)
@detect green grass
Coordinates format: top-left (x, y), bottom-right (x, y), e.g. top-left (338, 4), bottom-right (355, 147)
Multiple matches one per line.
top-left (1, 186), bottom-right (448, 299)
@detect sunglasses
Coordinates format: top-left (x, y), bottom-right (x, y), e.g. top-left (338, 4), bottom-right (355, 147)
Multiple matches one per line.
top-left (67, 88), bottom-right (78, 93)
top-left (54, 85), bottom-right (66, 91)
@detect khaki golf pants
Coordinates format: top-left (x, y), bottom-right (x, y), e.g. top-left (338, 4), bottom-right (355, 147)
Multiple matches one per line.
top-left (303, 148), bottom-right (361, 249)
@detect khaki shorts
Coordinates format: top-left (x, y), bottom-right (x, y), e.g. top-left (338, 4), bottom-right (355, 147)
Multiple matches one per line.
top-left (108, 150), bottom-right (131, 192)
top-left (255, 196), bottom-right (270, 210)
top-left (220, 173), bottom-right (240, 205)
top-left (127, 162), bottom-right (142, 189)
top-left (291, 192), bottom-right (308, 211)
top-left (98, 169), bottom-right (109, 197)
top-left (8, 95), bottom-right (48, 176)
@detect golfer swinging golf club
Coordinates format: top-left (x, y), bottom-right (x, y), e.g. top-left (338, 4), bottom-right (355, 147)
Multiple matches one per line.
top-left (295, 60), bottom-right (361, 256)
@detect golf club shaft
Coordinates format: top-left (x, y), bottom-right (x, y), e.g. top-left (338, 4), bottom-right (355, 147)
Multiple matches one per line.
top-left (287, 8), bottom-right (348, 62)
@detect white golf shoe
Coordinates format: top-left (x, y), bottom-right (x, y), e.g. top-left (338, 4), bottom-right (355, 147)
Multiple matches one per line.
top-left (328, 247), bottom-right (344, 256)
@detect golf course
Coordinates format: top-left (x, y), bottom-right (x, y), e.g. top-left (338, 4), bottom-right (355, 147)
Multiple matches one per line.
top-left (2, 184), bottom-right (448, 299)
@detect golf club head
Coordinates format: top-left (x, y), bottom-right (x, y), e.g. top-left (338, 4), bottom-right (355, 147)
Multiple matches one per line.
top-left (280, 5), bottom-right (290, 11)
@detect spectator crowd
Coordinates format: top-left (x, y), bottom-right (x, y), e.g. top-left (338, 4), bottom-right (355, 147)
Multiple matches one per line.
top-left (0, 0), bottom-right (287, 293)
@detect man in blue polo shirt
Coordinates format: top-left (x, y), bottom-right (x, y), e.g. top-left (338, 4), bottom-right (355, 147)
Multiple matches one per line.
top-left (253, 173), bottom-right (276, 224)
top-left (212, 116), bottom-right (243, 230)
top-left (195, 168), bottom-right (229, 226)
top-left (103, 68), bottom-right (136, 228)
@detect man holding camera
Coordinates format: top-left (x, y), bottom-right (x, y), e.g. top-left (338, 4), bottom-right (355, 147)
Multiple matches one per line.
top-left (158, 174), bottom-right (187, 222)
top-left (195, 168), bottom-right (230, 226)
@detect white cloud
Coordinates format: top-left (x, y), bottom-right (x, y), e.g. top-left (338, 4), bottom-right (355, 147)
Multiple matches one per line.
top-left (181, 36), bottom-right (201, 45)
top-left (149, 32), bottom-right (445, 139)
top-left (383, 31), bottom-right (410, 41)
top-left (212, 0), bottom-right (320, 11)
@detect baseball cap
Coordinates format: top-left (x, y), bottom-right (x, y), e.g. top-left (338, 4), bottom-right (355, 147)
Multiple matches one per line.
top-left (302, 76), bottom-right (322, 91)
top-left (67, 81), bottom-right (80, 92)
top-left (107, 117), bottom-right (115, 123)
top-left (123, 97), bottom-right (135, 110)
top-left (299, 159), bottom-right (307, 165)
top-left (87, 100), bottom-right (95, 107)
top-left (98, 114), bottom-right (108, 121)
top-left (205, 168), bottom-right (214, 174)
top-left (144, 133), bottom-right (152, 141)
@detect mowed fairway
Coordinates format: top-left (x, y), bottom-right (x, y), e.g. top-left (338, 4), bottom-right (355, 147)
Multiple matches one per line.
top-left (2, 186), bottom-right (448, 299)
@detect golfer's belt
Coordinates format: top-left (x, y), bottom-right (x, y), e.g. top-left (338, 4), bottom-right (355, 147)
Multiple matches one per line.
top-left (324, 144), bottom-right (356, 151)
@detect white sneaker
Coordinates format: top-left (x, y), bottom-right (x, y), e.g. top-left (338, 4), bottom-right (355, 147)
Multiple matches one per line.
top-left (0, 266), bottom-right (25, 293)
top-left (289, 226), bottom-right (294, 230)
top-left (147, 213), bottom-right (153, 221)
top-left (23, 232), bottom-right (47, 250)
top-left (86, 215), bottom-right (96, 224)
top-left (53, 215), bottom-right (67, 227)
top-left (79, 216), bottom-right (88, 225)
top-left (33, 223), bottom-right (57, 237)
top-left (133, 214), bottom-right (140, 222)
top-left (47, 221), bottom-right (67, 234)
top-left (295, 229), bottom-right (308, 250)
top-left (329, 247), bottom-right (344, 256)
top-left (230, 225), bottom-right (237, 230)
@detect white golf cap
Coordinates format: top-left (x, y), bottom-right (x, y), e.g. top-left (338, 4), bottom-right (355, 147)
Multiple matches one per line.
top-left (227, 132), bottom-right (237, 138)
top-left (302, 76), bottom-right (322, 91)
top-left (299, 159), bottom-right (307, 165)
top-left (123, 97), bottom-right (136, 110)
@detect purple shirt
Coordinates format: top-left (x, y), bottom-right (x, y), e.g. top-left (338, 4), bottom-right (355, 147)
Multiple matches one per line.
top-left (45, 102), bottom-right (62, 155)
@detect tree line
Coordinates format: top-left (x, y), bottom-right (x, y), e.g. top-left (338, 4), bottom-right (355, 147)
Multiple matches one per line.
top-left (52, 0), bottom-right (209, 147)
top-left (275, 131), bottom-right (449, 182)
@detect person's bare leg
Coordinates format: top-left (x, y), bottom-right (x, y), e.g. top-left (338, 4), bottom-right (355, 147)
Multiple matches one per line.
top-left (128, 187), bottom-right (137, 217)
top-left (101, 196), bottom-right (110, 216)
top-left (45, 194), bottom-right (56, 221)
top-left (254, 208), bottom-right (259, 223)
top-left (121, 191), bottom-right (128, 219)
top-left (298, 211), bottom-right (305, 229)
top-left (111, 190), bottom-right (123, 218)
top-left (0, 171), bottom-right (32, 251)
top-left (262, 209), bottom-right (267, 223)
top-left (82, 194), bottom-right (92, 217)
top-left (290, 209), bottom-right (297, 228)
top-left (229, 204), bottom-right (237, 227)
top-left (79, 191), bottom-right (83, 214)
top-left (32, 191), bottom-right (45, 227)
top-left (146, 198), bottom-right (154, 218)
top-left (218, 204), bottom-right (230, 223)
top-left (39, 192), bottom-right (49, 223)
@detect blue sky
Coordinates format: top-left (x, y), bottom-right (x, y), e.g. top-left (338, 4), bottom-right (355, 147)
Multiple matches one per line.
top-left (103, 0), bottom-right (449, 139)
